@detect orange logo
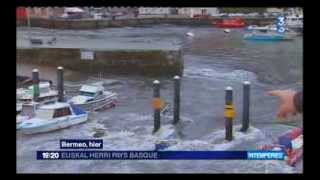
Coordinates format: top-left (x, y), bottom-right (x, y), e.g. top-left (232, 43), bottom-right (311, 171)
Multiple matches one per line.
top-left (152, 98), bottom-right (162, 109)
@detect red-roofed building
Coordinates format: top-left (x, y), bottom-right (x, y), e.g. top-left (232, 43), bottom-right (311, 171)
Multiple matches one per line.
top-left (16, 7), bottom-right (27, 20)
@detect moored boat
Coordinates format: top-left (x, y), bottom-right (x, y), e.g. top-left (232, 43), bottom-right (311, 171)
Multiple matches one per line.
top-left (68, 84), bottom-right (117, 112)
top-left (214, 18), bottom-right (245, 28)
top-left (246, 25), bottom-right (277, 31)
top-left (19, 102), bottom-right (88, 134)
top-left (17, 82), bottom-right (58, 104)
top-left (244, 29), bottom-right (295, 41)
top-left (285, 14), bottom-right (303, 33)
top-left (246, 24), bottom-right (300, 37)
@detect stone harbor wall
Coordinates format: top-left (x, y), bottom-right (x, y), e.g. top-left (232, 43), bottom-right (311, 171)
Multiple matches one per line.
top-left (16, 48), bottom-right (183, 76)
top-left (16, 17), bottom-right (276, 29)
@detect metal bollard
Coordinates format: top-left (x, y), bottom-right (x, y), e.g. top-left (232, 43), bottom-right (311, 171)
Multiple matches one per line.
top-left (57, 66), bottom-right (64, 102)
top-left (241, 81), bottom-right (250, 132)
top-left (152, 80), bottom-right (161, 133)
top-left (224, 86), bottom-right (235, 141)
top-left (32, 69), bottom-right (40, 102)
top-left (173, 75), bottom-right (180, 125)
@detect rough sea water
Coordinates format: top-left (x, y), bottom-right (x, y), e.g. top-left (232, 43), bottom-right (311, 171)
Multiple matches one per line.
top-left (16, 25), bottom-right (303, 173)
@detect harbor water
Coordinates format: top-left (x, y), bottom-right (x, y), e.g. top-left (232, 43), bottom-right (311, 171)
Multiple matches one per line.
top-left (16, 25), bottom-right (303, 173)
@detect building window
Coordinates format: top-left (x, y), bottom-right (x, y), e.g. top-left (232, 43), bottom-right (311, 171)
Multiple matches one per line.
top-left (41, 8), bottom-right (47, 16)
top-left (29, 8), bottom-right (35, 15)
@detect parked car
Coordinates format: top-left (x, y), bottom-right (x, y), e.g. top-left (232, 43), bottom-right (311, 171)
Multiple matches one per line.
top-left (229, 13), bottom-right (245, 17)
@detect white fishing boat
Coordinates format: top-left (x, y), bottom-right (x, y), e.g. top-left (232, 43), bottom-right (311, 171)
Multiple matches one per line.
top-left (68, 84), bottom-right (117, 111)
top-left (18, 102), bottom-right (88, 134)
top-left (223, 29), bottom-right (231, 33)
top-left (285, 14), bottom-right (303, 32)
top-left (246, 25), bottom-right (299, 37)
top-left (17, 82), bottom-right (58, 104)
top-left (62, 80), bottom-right (107, 97)
top-left (246, 25), bottom-right (277, 31)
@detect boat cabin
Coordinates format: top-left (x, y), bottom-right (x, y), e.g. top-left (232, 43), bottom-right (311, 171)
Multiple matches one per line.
top-left (20, 102), bottom-right (39, 117)
top-left (251, 29), bottom-right (273, 34)
top-left (285, 14), bottom-right (303, 27)
top-left (35, 103), bottom-right (73, 119)
top-left (286, 15), bottom-right (303, 21)
top-left (79, 85), bottom-right (104, 98)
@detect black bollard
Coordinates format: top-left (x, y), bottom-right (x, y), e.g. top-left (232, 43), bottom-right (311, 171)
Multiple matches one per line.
top-left (32, 69), bottom-right (40, 102)
top-left (173, 75), bottom-right (180, 125)
top-left (241, 81), bottom-right (250, 132)
top-left (224, 86), bottom-right (235, 141)
top-left (153, 80), bottom-right (161, 133)
top-left (57, 66), bottom-right (64, 102)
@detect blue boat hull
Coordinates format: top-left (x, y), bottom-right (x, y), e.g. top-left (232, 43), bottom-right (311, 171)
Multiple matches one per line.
top-left (244, 34), bottom-right (292, 41)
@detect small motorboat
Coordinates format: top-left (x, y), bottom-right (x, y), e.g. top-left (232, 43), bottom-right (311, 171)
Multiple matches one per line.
top-left (62, 80), bottom-right (119, 97)
top-left (246, 25), bottom-right (277, 31)
top-left (19, 102), bottom-right (88, 134)
top-left (224, 29), bottom-right (231, 33)
top-left (68, 84), bottom-right (117, 112)
top-left (244, 29), bottom-right (295, 41)
top-left (246, 25), bottom-right (300, 37)
top-left (285, 14), bottom-right (303, 33)
top-left (214, 18), bottom-right (245, 28)
top-left (17, 75), bottom-right (52, 88)
top-left (17, 82), bottom-right (58, 104)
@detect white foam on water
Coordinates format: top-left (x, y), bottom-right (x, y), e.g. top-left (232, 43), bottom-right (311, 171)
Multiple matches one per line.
top-left (153, 124), bottom-right (179, 140)
top-left (83, 123), bottom-right (181, 151)
top-left (166, 125), bottom-right (266, 151)
top-left (93, 124), bottom-right (266, 151)
top-left (158, 115), bottom-right (194, 131)
top-left (166, 140), bottom-right (215, 150)
top-left (100, 131), bottom-right (156, 150)
top-left (184, 67), bottom-right (257, 82)
top-left (17, 121), bottom-right (298, 173)
top-left (264, 160), bottom-right (294, 173)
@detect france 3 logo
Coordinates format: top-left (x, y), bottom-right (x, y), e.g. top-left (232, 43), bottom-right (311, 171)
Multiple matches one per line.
top-left (277, 16), bottom-right (286, 33)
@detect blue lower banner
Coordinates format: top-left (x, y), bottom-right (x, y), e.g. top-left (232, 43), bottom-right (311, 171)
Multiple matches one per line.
top-left (37, 151), bottom-right (284, 160)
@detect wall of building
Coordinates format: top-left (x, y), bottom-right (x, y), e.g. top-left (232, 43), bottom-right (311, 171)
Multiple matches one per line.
top-left (266, 8), bottom-right (284, 13)
top-left (28, 7), bottom-right (51, 18)
top-left (16, 7), bottom-right (27, 20)
top-left (26, 7), bottom-right (65, 19)
top-left (138, 8), bottom-right (170, 15)
top-left (178, 8), bottom-right (219, 17)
